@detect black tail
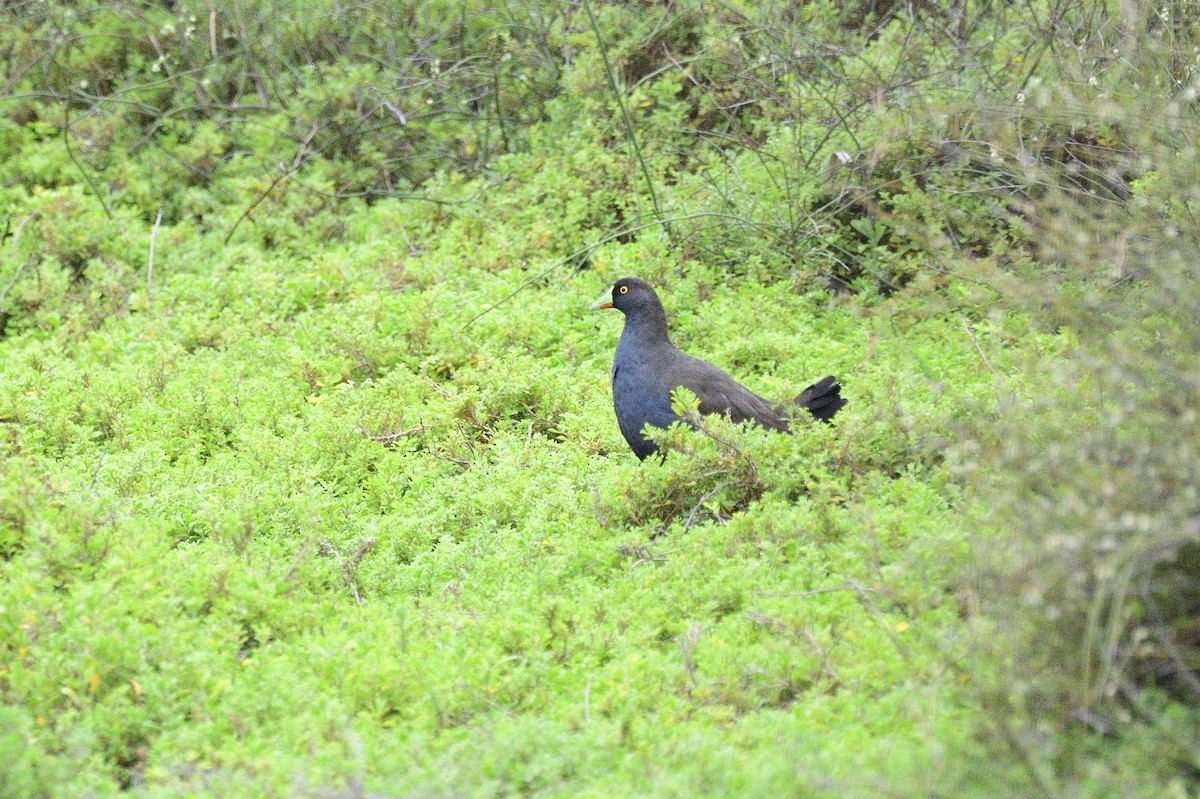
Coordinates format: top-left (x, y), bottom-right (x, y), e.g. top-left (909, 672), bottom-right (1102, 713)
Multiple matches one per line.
top-left (794, 375), bottom-right (846, 423)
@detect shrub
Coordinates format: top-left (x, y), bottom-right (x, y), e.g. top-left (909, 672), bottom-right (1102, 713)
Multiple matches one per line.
top-left (954, 9), bottom-right (1200, 792)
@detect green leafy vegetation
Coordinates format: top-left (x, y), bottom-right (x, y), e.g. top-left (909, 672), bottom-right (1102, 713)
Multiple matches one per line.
top-left (1, 1), bottom-right (1197, 796)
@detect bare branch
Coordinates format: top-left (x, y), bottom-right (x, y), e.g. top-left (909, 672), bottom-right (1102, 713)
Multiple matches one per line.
top-left (147, 209), bottom-right (162, 315)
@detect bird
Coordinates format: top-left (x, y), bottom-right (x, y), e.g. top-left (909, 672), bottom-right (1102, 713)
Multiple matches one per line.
top-left (592, 276), bottom-right (846, 460)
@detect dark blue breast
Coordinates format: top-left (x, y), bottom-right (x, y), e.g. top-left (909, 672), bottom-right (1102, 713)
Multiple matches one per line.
top-left (611, 335), bottom-right (683, 459)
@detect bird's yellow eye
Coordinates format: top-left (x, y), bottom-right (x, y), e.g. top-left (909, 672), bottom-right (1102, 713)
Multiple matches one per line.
top-left (619, 285), bottom-right (628, 294)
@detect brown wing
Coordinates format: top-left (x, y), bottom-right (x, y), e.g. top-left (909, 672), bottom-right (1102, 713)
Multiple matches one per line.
top-left (659, 352), bottom-right (789, 431)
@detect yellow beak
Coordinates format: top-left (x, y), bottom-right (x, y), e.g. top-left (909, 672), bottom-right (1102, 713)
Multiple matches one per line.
top-left (588, 287), bottom-right (614, 311)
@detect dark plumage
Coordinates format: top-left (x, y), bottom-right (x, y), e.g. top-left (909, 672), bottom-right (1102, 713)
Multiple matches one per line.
top-left (593, 277), bottom-right (846, 459)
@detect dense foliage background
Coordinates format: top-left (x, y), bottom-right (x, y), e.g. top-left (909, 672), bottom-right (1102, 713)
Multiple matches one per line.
top-left (1, 1), bottom-right (1197, 796)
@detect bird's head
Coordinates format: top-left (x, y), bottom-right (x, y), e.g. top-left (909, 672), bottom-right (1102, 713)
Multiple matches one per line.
top-left (589, 277), bottom-right (662, 317)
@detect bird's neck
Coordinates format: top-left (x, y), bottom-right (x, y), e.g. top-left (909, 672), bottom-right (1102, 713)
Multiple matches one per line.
top-left (618, 306), bottom-right (672, 352)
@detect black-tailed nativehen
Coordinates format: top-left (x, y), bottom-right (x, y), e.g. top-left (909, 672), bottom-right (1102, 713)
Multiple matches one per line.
top-left (592, 277), bottom-right (846, 459)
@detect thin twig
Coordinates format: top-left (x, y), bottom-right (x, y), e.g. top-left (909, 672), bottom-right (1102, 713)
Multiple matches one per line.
top-left (960, 315), bottom-right (999, 377)
top-left (466, 687), bottom-right (517, 717)
top-left (751, 585), bottom-right (888, 598)
top-left (10, 212), bottom-right (38, 253)
top-left (147, 209), bottom-right (162, 314)
top-left (62, 101), bottom-right (113, 221)
top-left (208, 7), bottom-right (218, 60)
top-left (381, 100), bottom-right (407, 125)
top-left (615, 543), bottom-right (672, 568)
top-left (89, 454), bottom-right (108, 489)
top-left (224, 162), bottom-right (289, 245)
top-left (683, 483), bottom-right (728, 530)
top-left (581, 0), bottom-right (671, 246)
top-left (0, 255), bottom-right (33, 311)
top-left (675, 625), bottom-right (702, 690)
top-left (367, 425), bottom-right (428, 446)
top-left (0, 215), bottom-right (38, 310)
top-left (0, 255), bottom-right (34, 313)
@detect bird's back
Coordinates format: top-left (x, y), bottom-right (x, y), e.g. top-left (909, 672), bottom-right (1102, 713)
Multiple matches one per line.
top-left (658, 351), bottom-right (790, 431)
